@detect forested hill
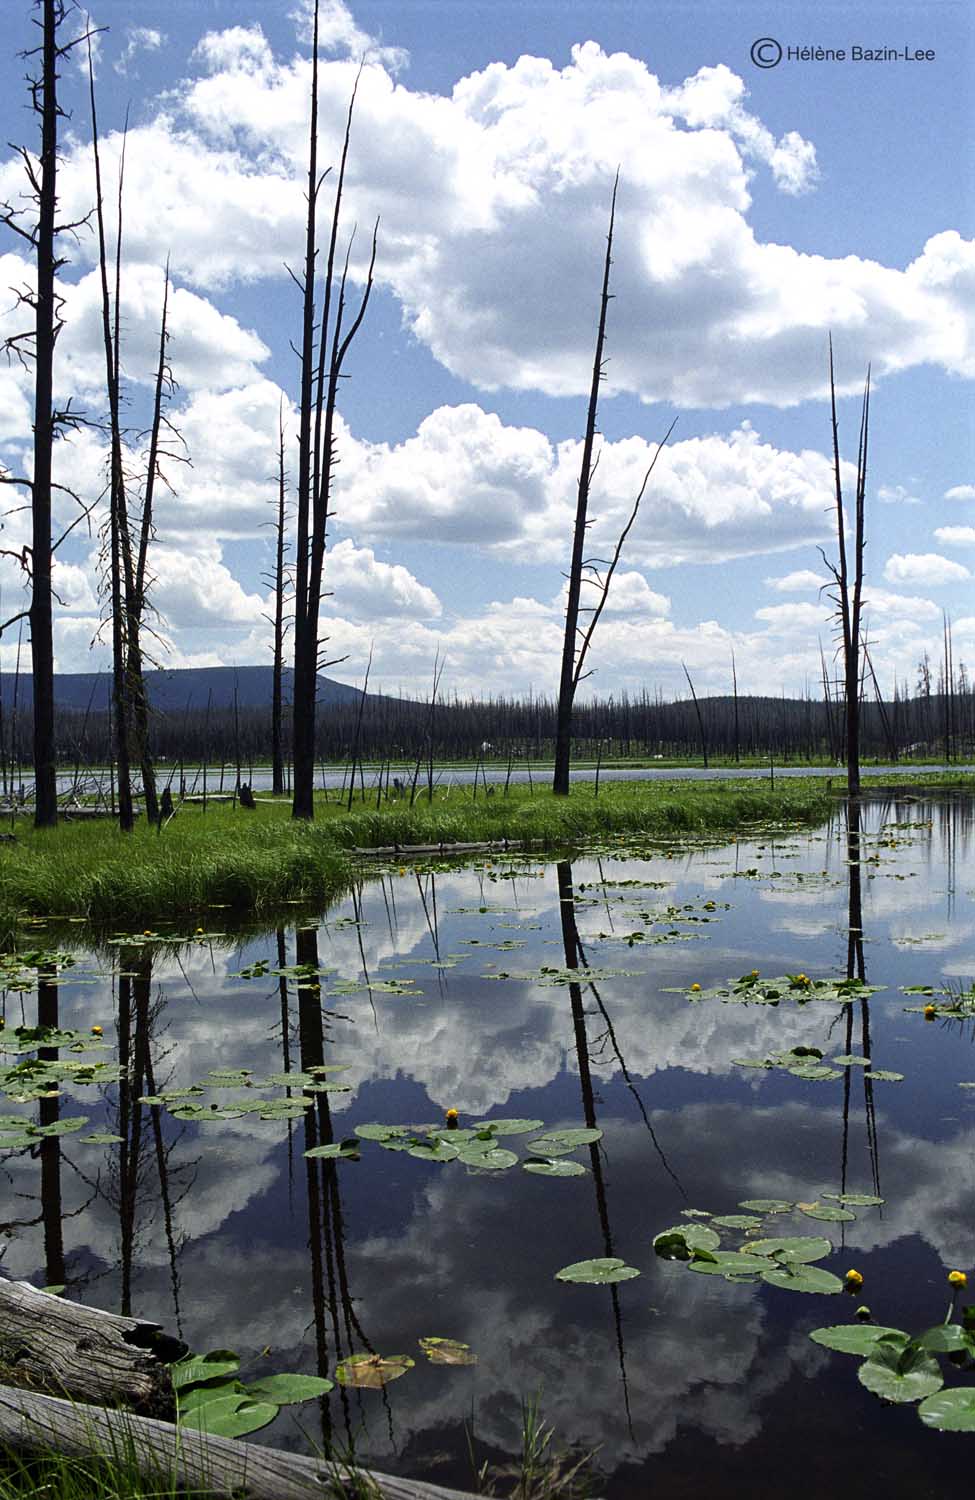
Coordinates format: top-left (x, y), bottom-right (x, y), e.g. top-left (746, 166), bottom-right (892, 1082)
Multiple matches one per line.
top-left (0, 665), bottom-right (364, 712)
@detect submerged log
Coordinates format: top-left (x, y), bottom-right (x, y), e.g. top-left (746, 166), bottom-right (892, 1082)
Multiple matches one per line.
top-left (0, 1279), bottom-right (182, 1413)
top-left (0, 1384), bottom-right (482, 1500)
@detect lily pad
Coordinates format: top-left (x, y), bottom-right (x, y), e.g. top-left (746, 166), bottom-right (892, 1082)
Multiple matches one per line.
top-left (555, 1257), bottom-right (641, 1285)
top-left (523, 1157), bottom-right (587, 1177)
top-left (687, 1252), bottom-right (770, 1278)
top-left (761, 1265), bottom-right (844, 1294)
top-left (822, 1192), bottom-right (884, 1207)
top-left (458, 1146), bottom-right (518, 1170)
top-left (170, 1352), bottom-right (240, 1392)
top-left (408, 1140), bottom-right (460, 1163)
top-left (918, 1389), bottom-right (975, 1431)
top-left (916, 1324), bottom-right (975, 1355)
top-left (711, 1215), bottom-right (763, 1231)
top-left (304, 1139), bottom-right (360, 1160)
top-left (179, 1394), bottom-right (278, 1438)
top-left (529, 1128), bottom-right (602, 1156)
top-left (739, 1199), bottom-right (793, 1214)
top-left (742, 1236), bottom-right (832, 1264)
top-left (418, 1337), bottom-right (477, 1366)
top-left (471, 1118), bottom-right (544, 1136)
top-left (864, 1070), bottom-right (904, 1082)
top-left (655, 1223), bottom-right (721, 1254)
top-left (243, 1373), bottom-right (334, 1403)
top-left (858, 1342), bottom-right (943, 1404)
top-left (810, 1325), bottom-right (908, 1355)
top-left (334, 1353), bottom-right (414, 1388)
top-left (798, 1201), bottom-right (856, 1223)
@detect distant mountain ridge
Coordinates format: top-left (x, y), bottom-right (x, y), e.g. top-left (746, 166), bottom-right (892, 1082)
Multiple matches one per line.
top-left (0, 665), bottom-right (368, 713)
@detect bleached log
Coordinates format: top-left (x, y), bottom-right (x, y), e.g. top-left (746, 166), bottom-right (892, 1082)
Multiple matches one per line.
top-left (0, 1384), bottom-right (482, 1500)
top-left (0, 1279), bottom-right (180, 1412)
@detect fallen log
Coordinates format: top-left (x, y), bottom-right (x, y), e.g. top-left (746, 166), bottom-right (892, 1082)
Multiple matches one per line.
top-left (0, 1279), bottom-right (182, 1413)
top-left (0, 1384), bottom-right (481, 1500)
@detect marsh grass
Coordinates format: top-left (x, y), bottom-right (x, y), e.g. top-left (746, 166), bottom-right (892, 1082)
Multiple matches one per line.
top-left (0, 771), bottom-right (968, 926)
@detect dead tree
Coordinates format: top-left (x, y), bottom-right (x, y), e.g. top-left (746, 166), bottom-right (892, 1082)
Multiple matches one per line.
top-left (88, 46), bottom-right (134, 829)
top-left (821, 340), bottom-right (870, 798)
top-left (263, 400), bottom-right (292, 795)
top-left (0, 3), bottom-right (95, 826)
top-left (291, 5), bottom-right (378, 820)
top-left (552, 174), bottom-right (674, 794)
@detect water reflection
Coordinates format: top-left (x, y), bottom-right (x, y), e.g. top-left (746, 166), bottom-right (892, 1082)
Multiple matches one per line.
top-left (2, 795), bottom-right (974, 1493)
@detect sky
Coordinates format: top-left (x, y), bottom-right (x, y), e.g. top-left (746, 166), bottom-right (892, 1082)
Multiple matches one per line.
top-left (0, 0), bottom-right (972, 703)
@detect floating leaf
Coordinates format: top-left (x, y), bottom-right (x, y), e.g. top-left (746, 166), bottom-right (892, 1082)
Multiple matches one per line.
top-left (243, 1374), bottom-right (334, 1403)
top-left (179, 1394), bottom-right (278, 1438)
top-left (810, 1325), bottom-right (908, 1355)
top-left (739, 1199), bottom-right (793, 1214)
top-left (798, 1201), bottom-right (856, 1223)
top-left (471, 1118), bottom-right (544, 1136)
top-left (742, 1236), bottom-right (832, 1264)
top-left (653, 1231), bottom-right (694, 1262)
top-left (788, 1064), bottom-right (843, 1081)
top-left (823, 1192), bottom-right (884, 1207)
top-left (556, 1257), bottom-right (640, 1285)
top-left (458, 1146), bottom-right (518, 1170)
top-left (832, 1055), bottom-right (870, 1066)
top-left (355, 1123), bottom-right (413, 1142)
top-left (858, 1342), bottom-right (943, 1404)
top-left (916, 1324), bottom-right (974, 1355)
top-left (304, 1139), bottom-right (360, 1160)
top-left (170, 1352), bottom-right (240, 1392)
top-left (408, 1139), bottom-right (460, 1163)
top-left (762, 1265), bottom-right (844, 1294)
top-left (79, 1132), bottom-right (125, 1145)
top-left (918, 1389), bottom-right (975, 1431)
top-left (529, 1128), bottom-right (602, 1156)
top-left (30, 1116), bottom-right (88, 1138)
top-left (687, 1252), bottom-right (770, 1278)
top-left (418, 1338), bottom-right (477, 1366)
top-left (334, 1354), bottom-right (414, 1388)
top-left (711, 1215), bottom-right (763, 1231)
top-left (864, 1070), bottom-right (904, 1082)
top-left (655, 1223), bottom-right (720, 1254)
top-left (523, 1157), bottom-right (586, 1177)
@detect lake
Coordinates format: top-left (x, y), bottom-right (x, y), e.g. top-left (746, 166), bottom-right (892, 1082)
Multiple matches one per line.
top-left (2, 790), bottom-right (974, 1496)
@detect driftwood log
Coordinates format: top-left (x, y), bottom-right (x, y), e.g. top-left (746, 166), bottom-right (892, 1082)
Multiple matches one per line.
top-left (0, 1279), bottom-right (182, 1413)
top-left (0, 1384), bottom-right (481, 1500)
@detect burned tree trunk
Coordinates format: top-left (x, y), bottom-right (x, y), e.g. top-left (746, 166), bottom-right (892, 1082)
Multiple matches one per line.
top-left (291, 8), bottom-right (376, 821)
top-left (553, 177), bottom-right (617, 797)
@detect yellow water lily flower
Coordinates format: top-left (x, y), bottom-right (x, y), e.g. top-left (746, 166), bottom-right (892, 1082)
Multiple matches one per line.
top-left (91, 1025), bottom-right (103, 1036)
top-left (924, 1004), bottom-right (937, 1020)
top-left (948, 1270), bottom-right (968, 1288)
top-left (445, 1108), bottom-right (459, 1120)
top-left (690, 983), bottom-right (702, 992)
top-left (844, 1269), bottom-right (864, 1289)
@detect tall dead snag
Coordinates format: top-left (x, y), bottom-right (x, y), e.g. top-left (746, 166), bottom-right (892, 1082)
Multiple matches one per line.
top-left (821, 340), bottom-right (870, 798)
top-left (264, 401), bottom-right (291, 795)
top-left (128, 266), bottom-right (176, 823)
top-left (552, 175), bottom-right (674, 795)
top-left (88, 45), bottom-right (134, 830)
top-left (291, 2), bottom-right (378, 820)
top-left (1, 3), bottom-right (93, 826)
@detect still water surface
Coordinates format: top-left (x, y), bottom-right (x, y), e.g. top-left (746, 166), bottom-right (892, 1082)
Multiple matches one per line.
top-left (2, 792), bottom-right (974, 1496)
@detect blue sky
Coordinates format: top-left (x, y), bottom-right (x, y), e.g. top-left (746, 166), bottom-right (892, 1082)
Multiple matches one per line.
top-left (0, 0), bottom-right (972, 701)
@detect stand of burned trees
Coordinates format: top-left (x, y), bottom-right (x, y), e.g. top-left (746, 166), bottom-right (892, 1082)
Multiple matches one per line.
top-left (291, 1), bottom-right (378, 821)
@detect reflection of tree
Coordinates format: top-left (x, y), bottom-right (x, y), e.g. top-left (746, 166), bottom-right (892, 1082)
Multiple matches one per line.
top-left (37, 960), bottom-right (65, 1287)
top-left (295, 925), bottom-right (384, 1455)
top-left (838, 802), bottom-right (880, 1203)
top-left (556, 861), bottom-right (633, 1437)
top-left (106, 947), bottom-right (192, 1331)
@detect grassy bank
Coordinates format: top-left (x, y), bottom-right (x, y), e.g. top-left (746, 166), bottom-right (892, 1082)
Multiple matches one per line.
top-left (1, 771), bottom-right (970, 927)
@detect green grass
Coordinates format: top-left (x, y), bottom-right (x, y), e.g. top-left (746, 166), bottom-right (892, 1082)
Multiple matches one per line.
top-left (1, 770), bottom-right (971, 928)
